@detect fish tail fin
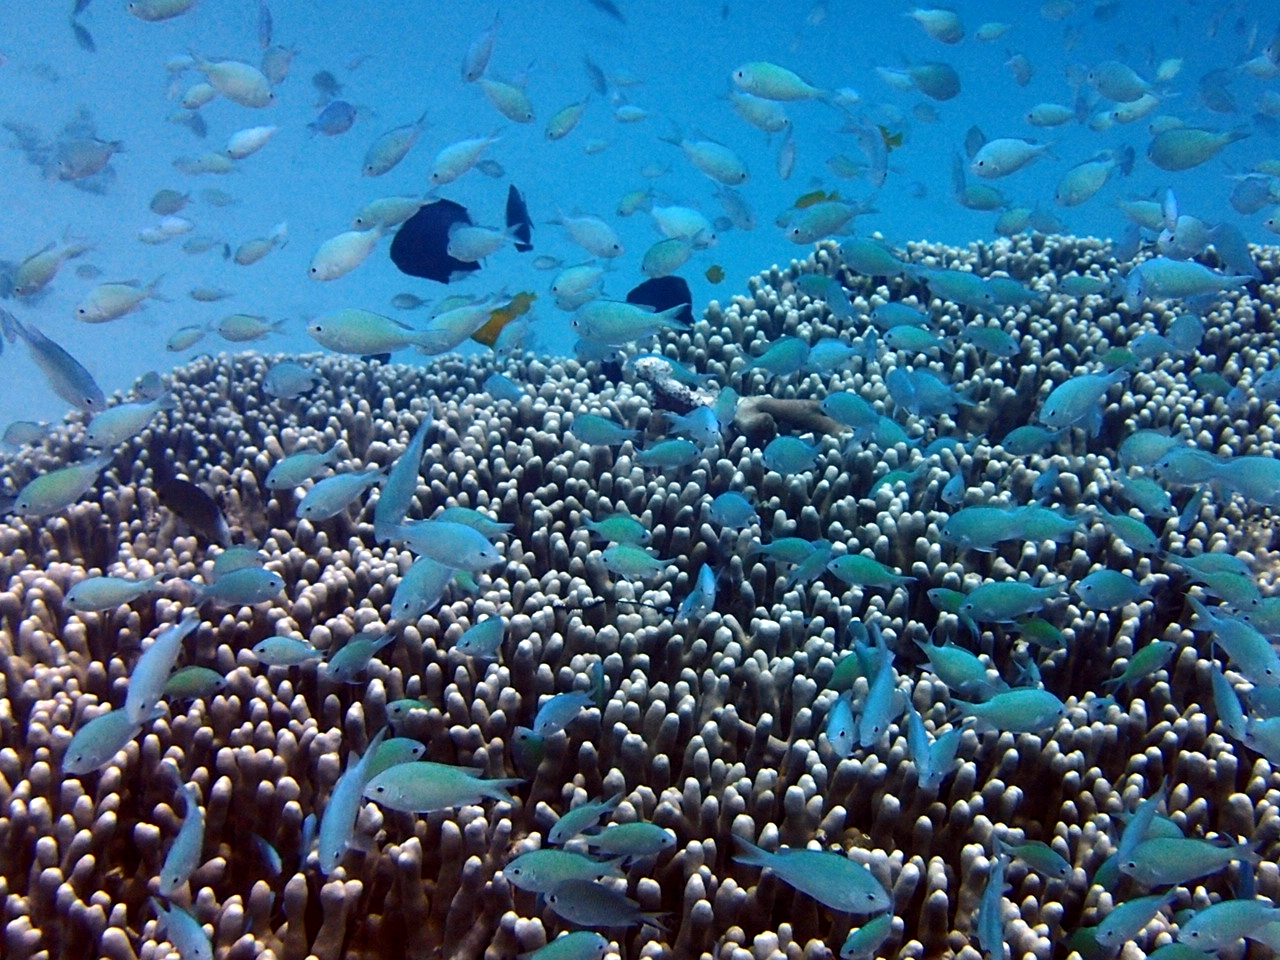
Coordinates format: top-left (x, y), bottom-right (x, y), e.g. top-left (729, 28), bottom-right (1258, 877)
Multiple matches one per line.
top-left (482, 776), bottom-right (524, 803)
top-left (731, 834), bottom-right (771, 866)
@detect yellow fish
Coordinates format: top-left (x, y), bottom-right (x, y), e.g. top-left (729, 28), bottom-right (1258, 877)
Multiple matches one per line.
top-left (472, 292), bottom-right (536, 348)
top-left (794, 189), bottom-right (839, 209)
top-left (878, 126), bottom-right (904, 152)
top-left (705, 265), bottom-right (725, 283)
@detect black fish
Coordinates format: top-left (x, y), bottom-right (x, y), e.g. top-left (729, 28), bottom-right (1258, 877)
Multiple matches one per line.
top-left (587, 0), bottom-right (626, 22)
top-left (390, 199), bottom-right (482, 284)
top-left (70, 18), bottom-right (95, 52)
top-left (158, 477), bottom-right (231, 546)
top-left (626, 276), bottom-right (694, 325)
top-left (505, 185), bottom-right (533, 252)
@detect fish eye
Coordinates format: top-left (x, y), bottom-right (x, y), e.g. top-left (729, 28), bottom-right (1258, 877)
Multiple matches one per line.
top-left (374, 785), bottom-right (385, 794)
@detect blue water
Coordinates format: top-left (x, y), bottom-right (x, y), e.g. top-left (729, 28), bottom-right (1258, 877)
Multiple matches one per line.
top-left (0, 1), bottom-right (1272, 419)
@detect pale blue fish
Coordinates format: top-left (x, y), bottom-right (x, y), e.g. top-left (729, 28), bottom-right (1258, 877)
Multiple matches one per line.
top-left (959, 324), bottom-right (1020, 357)
top-left (548, 791), bottom-right (623, 845)
top-left (1117, 476), bottom-right (1175, 519)
top-left (85, 394), bottom-right (176, 448)
top-left (522, 931), bottom-right (610, 960)
top-left (13, 453), bottom-right (113, 517)
top-left (886, 367), bottom-right (974, 419)
top-left (63, 707), bottom-right (142, 775)
top-left (504, 849), bottom-right (625, 893)
top-left (952, 688), bottom-right (1067, 733)
top-left (915, 638), bottom-right (1005, 699)
top-left (262, 360), bottom-right (322, 399)
top-left (796, 275), bottom-right (855, 320)
top-left (163, 666), bottom-right (227, 701)
top-left (1151, 446), bottom-right (1222, 487)
top-left (858, 629), bottom-right (901, 748)
top-left (840, 914), bottom-right (893, 960)
top-left (386, 697), bottom-right (433, 724)
top-left (456, 617), bottom-right (505, 659)
top-left (1188, 596), bottom-right (1280, 686)
top-left (762, 436), bottom-right (821, 473)
top-left (871, 302), bottom-right (931, 330)
top-left (807, 337), bottom-right (860, 372)
top-left (1112, 777), bottom-right (1169, 883)
top-left (960, 581), bottom-right (1060, 623)
top-left (1002, 425), bottom-right (1063, 456)
top-left (583, 512), bottom-right (651, 545)
top-left (1176, 898), bottom-right (1280, 951)
top-left (601, 543), bottom-right (668, 579)
top-left (189, 567), bottom-right (284, 607)
top-left (918, 268), bottom-right (994, 309)
top-left (733, 836), bottom-right (891, 914)
top-left (926, 588), bottom-right (979, 642)
top-left (1031, 465), bottom-right (1059, 502)
top-left (995, 837), bottom-right (1070, 882)
top-left (940, 506), bottom-right (1023, 552)
top-left (1074, 569), bottom-right (1150, 609)
top-left (985, 276), bottom-right (1042, 307)
top-left (974, 853), bottom-right (1007, 958)
top-left (587, 822), bottom-right (676, 858)
top-left (571, 300), bottom-right (687, 345)
top-left (534, 691), bottom-right (595, 736)
top-left (252, 635), bottom-right (322, 666)
top-left (752, 537), bottom-right (820, 565)
top-left (265, 444), bottom-right (340, 490)
top-left (390, 556), bottom-right (453, 622)
top-left (635, 438), bottom-right (700, 468)
top-left (545, 878), bottom-right (665, 929)
top-left (373, 411), bottom-right (434, 542)
top-left (1095, 892), bottom-right (1178, 952)
top-left (389, 519), bottom-right (503, 571)
top-left (1121, 836), bottom-right (1258, 887)
top-left (1210, 660), bottom-right (1248, 741)
top-left (825, 690), bottom-right (856, 758)
top-left (1039, 369), bottom-right (1127, 433)
top-left (151, 898), bottom-right (212, 960)
top-left (65, 573), bottom-right (164, 612)
top-left (677, 563), bottom-right (716, 623)
top-left (324, 631), bottom-right (394, 682)
top-left (714, 387), bottom-right (740, 430)
top-left (786, 540), bottom-right (834, 588)
top-left (158, 782), bottom-right (206, 896)
top-left (435, 506), bottom-right (512, 538)
top-left (484, 373), bottom-right (525, 402)
top-left (210, 545), bottom-right (263, 580)
top-left (742, 336), bottom-right (810, 378)
top-left (296, 467), bottom-right (385, 521)
top-left (883, 325), bottom-right (952, 357)
top-left (667, 406), bottom-right (721, 448)
top-left (1123, 256), bottom-right (1252, 309)
top-left (827, 555), bottom-right (913, 591)
top-left (571, 413), bottom-right (637, 446)
top-left (1103, 638), bottom-right (1177, 694)
top-left (1215, 455), bottom-right (1280, 508)
top-left (366, 737), bottom-right (427, 779)
top-left (821, 391), bottom-right (879, 436)
top-left (362, 759), bottom-right (522, 813)
top-left (318, 727), bottom-right (388, 875)
top-left (124, 610), bottom-right (201, 724)
top-left (1118, 430), bottom-right (1180, 469)
top-left (708, 492), bottom-right (757, 528)
top-left (840, 237), bottom-right (911, 277)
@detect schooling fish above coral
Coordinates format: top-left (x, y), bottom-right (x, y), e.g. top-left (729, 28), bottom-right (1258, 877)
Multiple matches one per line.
top-left (2, 229), bottom-right (1280, 959)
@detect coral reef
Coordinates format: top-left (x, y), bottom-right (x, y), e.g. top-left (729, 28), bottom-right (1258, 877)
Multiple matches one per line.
top-left (1, 233), bottom-right (1278, 959)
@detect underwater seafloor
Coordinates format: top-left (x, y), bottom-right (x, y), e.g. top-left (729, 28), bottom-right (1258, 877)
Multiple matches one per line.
top-left (5, 229), bottom-right (1280, 960)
